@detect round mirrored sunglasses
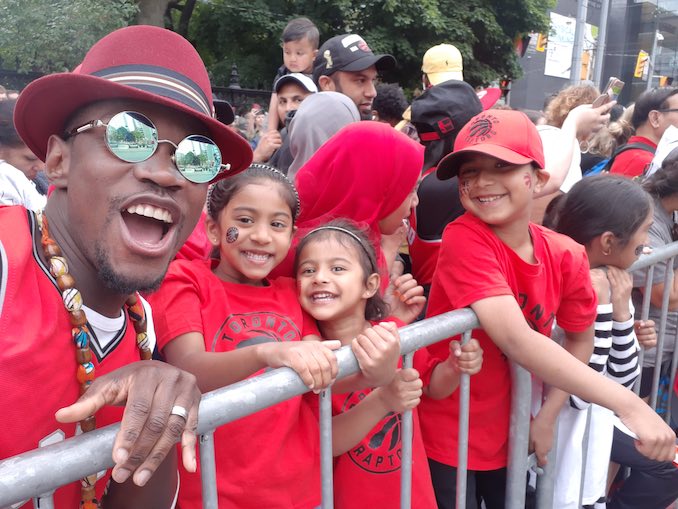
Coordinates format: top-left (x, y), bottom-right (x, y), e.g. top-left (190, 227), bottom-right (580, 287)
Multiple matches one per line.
top-left (64, 111), bottom-right (230, 183)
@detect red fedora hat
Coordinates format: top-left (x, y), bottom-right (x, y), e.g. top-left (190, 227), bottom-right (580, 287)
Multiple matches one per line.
top-left (14, 25), bottom-right (252, 178)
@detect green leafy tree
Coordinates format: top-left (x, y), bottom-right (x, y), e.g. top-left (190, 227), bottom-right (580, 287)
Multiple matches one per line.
top-left (0, 0), bottom-right (138, 74)
top-left (189, 0), bottom-right (554, 90)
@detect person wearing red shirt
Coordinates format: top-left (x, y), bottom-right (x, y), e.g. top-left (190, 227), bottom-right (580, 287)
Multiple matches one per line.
top-left (295, 219), bottom-right (482, 509)
top-left (609, 87), bottom-right (678, 177)
top-left (414, 110), bottom-right (676, 509)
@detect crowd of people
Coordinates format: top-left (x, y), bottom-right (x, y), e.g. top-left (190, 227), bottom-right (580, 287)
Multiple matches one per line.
top-left (1, 15), bottom-right (678, 509)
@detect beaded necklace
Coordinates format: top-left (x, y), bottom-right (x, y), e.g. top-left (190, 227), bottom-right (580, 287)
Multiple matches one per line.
top-left (37, 211), bottom-right (152, 508)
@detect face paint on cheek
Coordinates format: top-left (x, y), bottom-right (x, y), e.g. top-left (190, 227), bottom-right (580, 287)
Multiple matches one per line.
top-left (226, 227), bottom-right (239, 243)
top-left (460, 179), bottom-right (471, 197)
top-left (523, 172), bottom-right (532, 189)
top-left (635, 244), bottom-right (645, 256)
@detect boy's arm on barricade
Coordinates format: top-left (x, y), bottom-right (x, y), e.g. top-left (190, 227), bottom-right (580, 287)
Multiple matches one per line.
top-left (331, 368), bottom-right (422, 456)
top-left (471, 294), bottom-right (676, 462)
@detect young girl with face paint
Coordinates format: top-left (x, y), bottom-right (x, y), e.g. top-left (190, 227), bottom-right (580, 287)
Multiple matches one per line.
top-left (295, 219), bottom-right (483, 509)
top-left (553, 174), bottom-right (678, 509)
top-left (149, 164), bottom-right (341, 509)
top-left (271, 122), bottom-right (426, 323)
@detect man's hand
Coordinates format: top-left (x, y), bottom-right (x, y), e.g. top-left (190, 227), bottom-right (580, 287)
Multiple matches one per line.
top-left (55, 361), bottom-right (201, 487)
top-left (252, 130), bottom-right (282, 163)
top-left (634, 319), bottom-right (657, 349)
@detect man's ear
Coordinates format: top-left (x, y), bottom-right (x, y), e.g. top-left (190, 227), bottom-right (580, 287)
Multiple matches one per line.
top-left (362, 272), bottom-right (380, 299)
top-left (534, 168), bottom-right (550, 194)
top-left (318, 75), bottom-right (335, 92)
top-left (44, 135), bottom-right (70, 189)
top-left (648, 110), bottom-right (662, 129)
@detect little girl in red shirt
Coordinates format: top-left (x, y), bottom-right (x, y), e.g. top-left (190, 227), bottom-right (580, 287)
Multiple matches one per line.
top-left (295, 219), bottom-right (483, 508)
top-left (149, 164), bottom-right (341, 509)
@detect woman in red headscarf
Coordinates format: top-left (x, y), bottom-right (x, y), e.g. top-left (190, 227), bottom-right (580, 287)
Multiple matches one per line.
top-left (273, 121), bottom-right (423, 296)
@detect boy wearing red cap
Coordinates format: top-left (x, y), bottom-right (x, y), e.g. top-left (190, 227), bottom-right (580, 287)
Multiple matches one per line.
top-left (413, 110), bottom-right (676, 508)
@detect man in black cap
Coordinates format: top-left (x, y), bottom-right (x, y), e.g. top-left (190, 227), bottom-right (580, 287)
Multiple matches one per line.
top-left (313, 34), bottom-right (395, 120)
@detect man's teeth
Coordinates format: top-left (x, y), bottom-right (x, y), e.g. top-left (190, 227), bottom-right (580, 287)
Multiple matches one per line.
top-left (126, 204), bottom-right (173, 224)
top-left (477, 195), bottom-right (502, 203)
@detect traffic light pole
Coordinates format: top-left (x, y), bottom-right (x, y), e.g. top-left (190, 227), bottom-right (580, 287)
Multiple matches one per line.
top-left (646, 27), bottom-right (660, 91)
top-left (593, 0), bottom-right (611, 88)
top-left (570, 0), bottom-right (588, 84)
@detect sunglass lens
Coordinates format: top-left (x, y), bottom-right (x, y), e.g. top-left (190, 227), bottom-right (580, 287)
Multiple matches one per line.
top-left (175, 135), bottom-right (222, 183)
top-left (105, 112), bottom-right (158, 163)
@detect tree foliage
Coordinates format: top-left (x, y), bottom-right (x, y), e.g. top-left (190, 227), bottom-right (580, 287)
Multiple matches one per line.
top-left (0, 0), bottom-right (138, 74)
top-left (0, 0), bottom-right (555, 91)
top-left (189, 0), bottom-right (555, 90)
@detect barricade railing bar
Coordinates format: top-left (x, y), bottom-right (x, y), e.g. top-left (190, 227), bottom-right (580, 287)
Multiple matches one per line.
top-left (1, 241), bottom-right (677, 509)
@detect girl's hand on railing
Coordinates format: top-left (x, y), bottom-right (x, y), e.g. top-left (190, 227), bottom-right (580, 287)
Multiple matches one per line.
top-left (607, 266), bottom-right (633, 322)
top-left (589, 267), bottom-right (610, 305)
top-left (446, 338), bottom-right (483, 375)
top-left (352, 322), bottom-right (401, 387)
top-left (376, 368), bottom-right (423, 413)
top-left (54, 360), bottom-right (201, 486)
top-left (634, 319), bottom-right (657, 348)
top-left (258, 339), bottom-right (341, 393)
top-left (528, 411), bottom-right (556, 467)
top-left (385, 273), bottom-right (426, 325)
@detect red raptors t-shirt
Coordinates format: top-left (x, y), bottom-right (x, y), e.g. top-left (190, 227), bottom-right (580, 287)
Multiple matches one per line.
top-left (150, 258), bottom-right (321, 509)
top-left (0, 206), bottom-right (144, 508)
top-left (414, 212), bottom-right (596, 470)
top-left (332, 317), bottom-right (436, 508)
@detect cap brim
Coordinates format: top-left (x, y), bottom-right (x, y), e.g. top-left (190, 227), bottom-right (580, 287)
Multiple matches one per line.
top-left (436, 145), bottom-right (533, 180)
top-left (15, 73), bottom-right (252, 179)
top-left (274, 74), bottom-right (317, 94)
top-left (477, 88), bottom-right (502, 111)
top-left (339, 54), bottom-right (396, 73)
top-left (213, 99), bottom-right (235, 125)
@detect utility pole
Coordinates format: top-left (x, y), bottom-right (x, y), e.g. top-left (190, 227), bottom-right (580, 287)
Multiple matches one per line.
top-left (593, 0), bottom-right (610, 88)
top-left (571, 0), bottom-right (589, 84)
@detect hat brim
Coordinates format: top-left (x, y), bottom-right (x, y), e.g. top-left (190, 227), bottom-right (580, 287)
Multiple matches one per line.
top-left (427, 71), bottom-right (464, 87)
top-left (436, 145), bottom-right (535, 180)
top-left (476, 88), bottom-right (502, 111)
top-left (274, 74), bottom-right (317, 94)
top-left (336, 54), bottom-right (396, 73)
top-left (15, 73), bottom-right (252, 180)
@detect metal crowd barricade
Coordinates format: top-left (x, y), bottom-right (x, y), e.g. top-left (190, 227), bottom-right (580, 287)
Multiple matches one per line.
top-left (1, 243), bottom-right (677, 509)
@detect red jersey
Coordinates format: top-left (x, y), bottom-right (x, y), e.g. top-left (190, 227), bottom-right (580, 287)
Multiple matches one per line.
top-left (414, 213), bottom-right (596, 470)
top-left (0, 206), bottom-right (144, 508)
top-left (608, 136), bottom-right (657, 178)
top-left (332, 318), bottom-right (436, 509)
top-left (149, 259), bottom-right (321, 509)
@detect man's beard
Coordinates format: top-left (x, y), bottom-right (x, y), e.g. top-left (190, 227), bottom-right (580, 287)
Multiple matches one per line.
top-left (94, 244), bottom-right (167, 295)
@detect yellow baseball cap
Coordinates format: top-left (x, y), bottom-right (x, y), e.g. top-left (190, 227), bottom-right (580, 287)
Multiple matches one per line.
top-left (422, 44), bottom-right (463, 85)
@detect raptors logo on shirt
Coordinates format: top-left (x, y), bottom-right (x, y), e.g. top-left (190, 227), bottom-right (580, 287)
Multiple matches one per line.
top-left (340, 390), bottom-right (404, 473)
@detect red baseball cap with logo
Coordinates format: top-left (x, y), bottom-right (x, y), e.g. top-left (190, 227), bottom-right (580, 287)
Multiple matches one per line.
top-left (436, 109), bottom-right (545, 180)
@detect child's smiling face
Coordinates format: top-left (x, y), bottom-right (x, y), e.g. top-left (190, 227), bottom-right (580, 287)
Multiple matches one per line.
top-left (457, 154), bottom-right (547, 228)
top-left (296, 236), bottom-right (378, 324)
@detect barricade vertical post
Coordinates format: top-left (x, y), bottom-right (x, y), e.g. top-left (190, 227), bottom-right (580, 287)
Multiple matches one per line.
top-left (505, 362), bottom-right (532, 509)
top-left (199, 432), bottom-right (218, 509)
top-left (32, 493), bottom-right (55, 509)
top-left (320, 388), bottom-right (334, 509)
top-left (535, 419), bottom-right (558, 508)
top-left (455, 330), bottom-right (473, 509)
top-left (635, 266), bottom-right (654, 395)
top-left (667, 324), bottom-right (678, 424)
top-left (400, 352), bottom-right (414, 509)
top-left (651, 257), bottom-right (674, 411)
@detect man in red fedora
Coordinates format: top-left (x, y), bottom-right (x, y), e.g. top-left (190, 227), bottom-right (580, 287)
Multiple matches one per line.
top-left (1, 25), bottom-right (252, 508)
